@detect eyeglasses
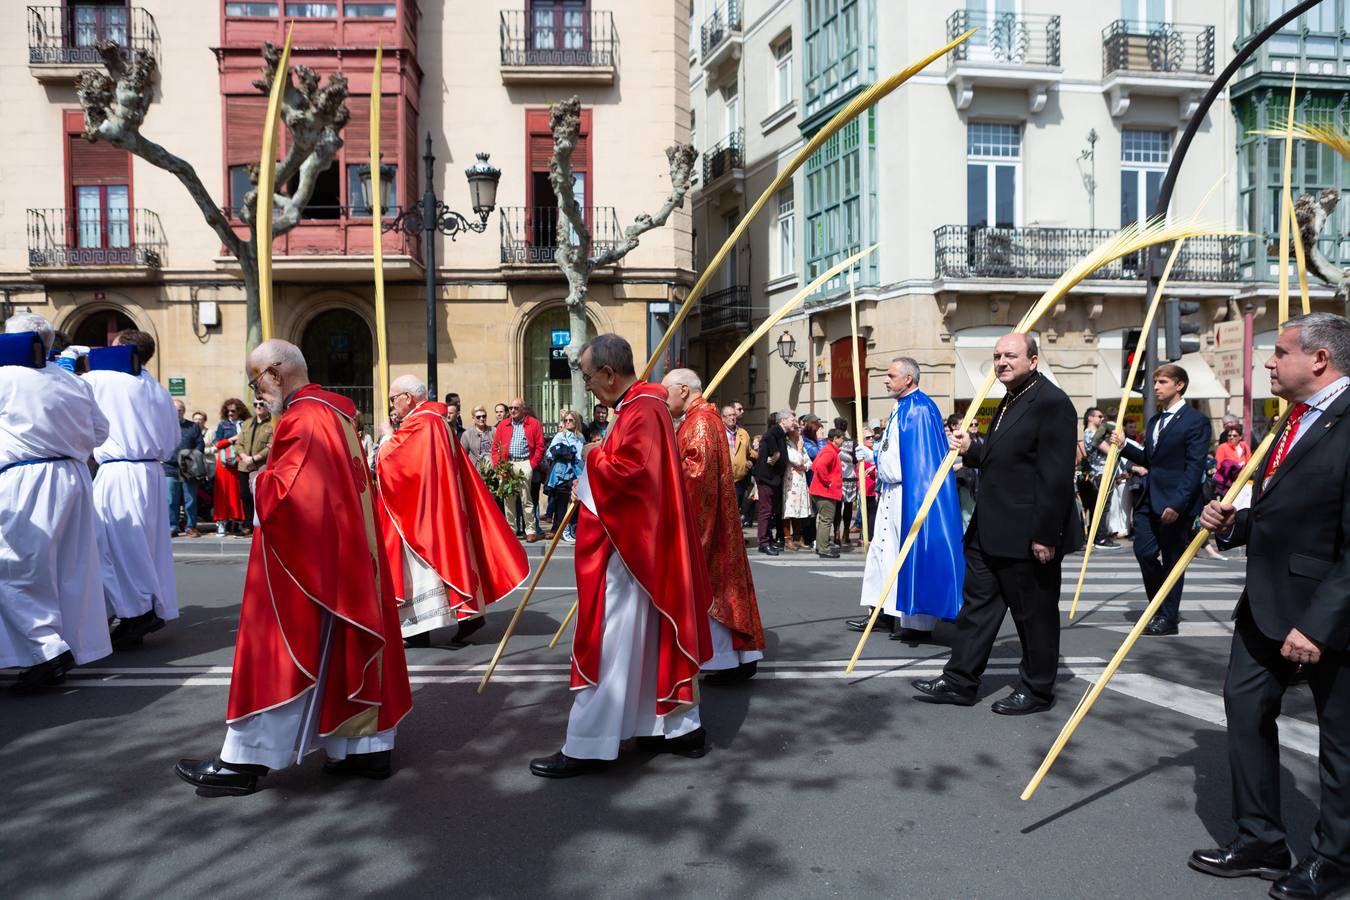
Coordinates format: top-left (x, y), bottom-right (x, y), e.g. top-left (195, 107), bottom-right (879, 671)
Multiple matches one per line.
top-left (253, 402), bottom-right (265, 408)
top-left (508, 405), bottom-right (522, 410)
top-left (474, 413), bottom-right (487, 419)
top-left (246, 364), bottom-right (274, 395)
top-left (388, 390), bottom-right (412, 405)
top-left (580, 365), bottom-right (611, 387)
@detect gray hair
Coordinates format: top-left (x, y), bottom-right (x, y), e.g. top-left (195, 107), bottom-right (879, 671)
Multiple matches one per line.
top-left (890, 356), bottom-right (921, 385)
top-left (664, 367), bottom-right (703, 392)
top-left (579, 333), bottom-right (636, 376)
top-left (776, 408), bottom-right (795, 422)
top-left (6, 313), bottom-right (54, 355)
top-left (252, 339), bottom-right (308, 377)
top-left (1283, 312), bottom-right (1350, 374)
top-left (391, 374), bottom-right (428, 400)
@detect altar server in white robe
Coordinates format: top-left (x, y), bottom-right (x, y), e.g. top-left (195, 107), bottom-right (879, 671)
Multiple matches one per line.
top-left (0, 314), bottom-right (111, 691)
top-left (86, 329), bottom-right (181, 649)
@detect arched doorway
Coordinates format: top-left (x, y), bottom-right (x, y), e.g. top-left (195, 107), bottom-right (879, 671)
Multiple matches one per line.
top-left (523, 305), bottom-right (595, 425)
top-left (72, 308), bottom-right (135, 347)
top-left (301, 308), bottom-right (373, 429)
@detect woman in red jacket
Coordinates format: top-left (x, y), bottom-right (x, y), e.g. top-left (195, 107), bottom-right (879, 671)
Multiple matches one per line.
top-left (211, 398), bottom-right (248, 535)
top-left (809, 429), bottom-right (846, 559)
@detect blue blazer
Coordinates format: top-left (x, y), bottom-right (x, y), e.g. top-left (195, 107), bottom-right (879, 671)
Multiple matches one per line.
top-left (1120, 402), bottom-right (1211, 518)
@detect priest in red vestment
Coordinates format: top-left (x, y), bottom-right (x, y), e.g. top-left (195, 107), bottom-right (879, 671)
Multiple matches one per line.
top-left (530, 334), bottom-right (714, 778)
top-left (176, 340), bottom-right (412, 796)
top-left (663, 368), bottom-right (765, 684)
top-left (376, 374), bottom-right (529, 648)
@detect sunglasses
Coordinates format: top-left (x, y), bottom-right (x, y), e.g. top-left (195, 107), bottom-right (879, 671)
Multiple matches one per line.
top-left (474, 413), bottom-right (487, 419)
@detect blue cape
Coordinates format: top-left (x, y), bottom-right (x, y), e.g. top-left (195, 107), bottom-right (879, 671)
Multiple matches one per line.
top-left (0, 332), bottom-right (45, 368)
top-left (87, 344), bottom-right (140, 375)
top-left (892, 390), bottom-right (965, 620)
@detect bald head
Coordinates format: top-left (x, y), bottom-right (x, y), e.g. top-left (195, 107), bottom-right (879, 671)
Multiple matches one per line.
top-left (992, 332), bottom-right (1039, 391)
top-left (661, 368), bottom-right (704, 418)
top-left (248, 339), bottom-right (308, 418)
top-left (389, 373), bottom-right (428, 422)
top-left (510, 396), bottom-right (526, 422)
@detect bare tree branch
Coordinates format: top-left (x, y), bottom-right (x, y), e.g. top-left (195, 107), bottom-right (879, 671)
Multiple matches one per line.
top-left (590, 143), bottom-right (697, 269)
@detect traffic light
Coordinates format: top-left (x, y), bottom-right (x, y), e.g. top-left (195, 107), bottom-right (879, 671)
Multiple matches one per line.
top-left (1121, 328), bottom-right (1146, 394)
top-left (1163, 298), bottom-right (1202, 362)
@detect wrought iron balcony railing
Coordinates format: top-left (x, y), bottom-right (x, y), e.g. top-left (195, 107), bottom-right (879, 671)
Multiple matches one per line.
top-left (27, 207), bottom-right (165, 269)
top-left (701, 0), bottom-right (743, 58)
top-left (1102, 20), bottom-right (1215, 77)
top-left (702, 128), bottom-right (744, 184)
top-left (499, 9), bottom-right (617, 68)
top-left (947, 10), bottom-right (1061, 67)
top-left (499, 206), bottom-right (622, 265)
top-left (934, 225), bottom-right (1241, 282)
top-left (27, 5), bottom-right (160, 66)
top-left (701, 285), bottom-right (751, 335)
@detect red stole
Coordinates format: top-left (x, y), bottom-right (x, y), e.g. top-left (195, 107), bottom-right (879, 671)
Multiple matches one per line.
top-left (226, 385), bottom-right (412, 736)
top-left (375, 400), bottom-right (529, 615)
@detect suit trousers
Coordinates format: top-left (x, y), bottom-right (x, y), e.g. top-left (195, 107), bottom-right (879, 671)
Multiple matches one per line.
top-left (943, 538), bottom-right (1063, 702)
top-left (1131, 500), bottom-right (1190, 622)
top-left (755, 480), bottom-right (781, 549)
top-left (1224, 603), bottom-right (1350, 865)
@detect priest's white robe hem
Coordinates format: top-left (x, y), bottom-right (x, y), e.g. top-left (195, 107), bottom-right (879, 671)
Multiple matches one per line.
top-left (703, 618), bottom-right (764, 671)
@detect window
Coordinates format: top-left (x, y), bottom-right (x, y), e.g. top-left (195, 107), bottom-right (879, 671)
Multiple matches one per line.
top-left (229, 165), bottom-right (253, 211)
top-left (531, 0), bottom-right (588, 52)
top-left (1119, 0), bottom-right (1166, 28)
top-left (345, 2), bottom-right (396, 16)
top-left (76, 185), bottom-right (130, 250)
top-left (805, 108), bottom-right (876, 291)
top-left (1120, 129), bottom-right (1169, 228)
top-left (225, 2), bottom-right (278, 14)
top-left (71, 4), bottom-right (129, 48)
top-left (723, 211), bottom-right (740, 289)
top-left (803, 0), bottom-right (867, 118)
top-left (723, 81), bottom-right (739, 137)
top-left (966, 122), bottom-right (1020, 228)
top-left (526, 107), bottom-right (592, 253)
top-left (65, 109), bottom-right (132, 251)
top-left (285, 3), bottom-right (338, 15)
top-left (774, 187), bottom-right (795, 278)
top-left (773, 35), bottom-right (793, 110)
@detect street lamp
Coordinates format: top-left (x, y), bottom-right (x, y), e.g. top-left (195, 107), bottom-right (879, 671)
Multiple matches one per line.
top-left (380, 135), bottom-right (501, 398)
top-left (774, 330), bottom-right (806, 372)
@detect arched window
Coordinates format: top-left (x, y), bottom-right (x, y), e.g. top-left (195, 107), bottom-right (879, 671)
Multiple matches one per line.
top-left (301, 308), bottom-right (373, 425)
top-left (71, 308), bottom-right (135, 347)
top-left (523, 305), bottom-right (595, 424)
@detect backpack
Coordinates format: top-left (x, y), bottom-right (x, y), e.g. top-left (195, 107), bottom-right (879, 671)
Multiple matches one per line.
top-left (177, 448), bottom-right (208, 483)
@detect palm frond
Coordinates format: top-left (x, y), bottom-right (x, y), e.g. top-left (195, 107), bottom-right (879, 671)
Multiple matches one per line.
top-left (1253, 122), bottom-right (1350, 162)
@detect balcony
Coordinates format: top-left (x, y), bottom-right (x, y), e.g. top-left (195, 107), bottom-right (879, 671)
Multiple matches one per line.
top-left (214, 206), bottom-right (423, 282)
top-left (499, 9), bottom-right (617, 85)
top-left (945, 10), bottom-right (1062, 114)
top-left (27, 208), bottom-right (165, 282)
top-left (700, 0), bottom-right (743, 70)
top-left (220, 1), bottom-right (419, 52)
top-left (1239, 232), bottom-right (1350, 282)
top-left (933, 225), bottom-right (1241, 283)
top-left (27, 6), bottom-right (160, 82)
top-left (701, 128), bottom-right (744, 193)
top-left (499, 205), bottom-right (622, 274)
top-left (1101, 20), bottom-right (1216, 119)
top-left (700, 285), bottom-right (750, 336)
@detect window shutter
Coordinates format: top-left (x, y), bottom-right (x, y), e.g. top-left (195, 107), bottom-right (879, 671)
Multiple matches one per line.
top-left (527, 108), bottom-right (589, 171)
top-left (225, 95), bottom-right (270, 165)
top-left (68, 133), bottom-right (130, 185)
top-left (345, 95), bottom-right (400, 159)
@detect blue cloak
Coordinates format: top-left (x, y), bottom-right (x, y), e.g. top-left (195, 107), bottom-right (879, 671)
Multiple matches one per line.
top-left (891, 391), bottom-right (965, 620)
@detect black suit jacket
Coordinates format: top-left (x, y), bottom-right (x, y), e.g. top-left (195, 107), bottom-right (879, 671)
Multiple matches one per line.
top-left (1220, 386), bottom-right (1350, 651)
top-left (962, 372), bottom-right (1080, 559)
top-left (1119, 402), bottom-right (1211, 517)
top-left (752, 424), bottom-right (788, 486)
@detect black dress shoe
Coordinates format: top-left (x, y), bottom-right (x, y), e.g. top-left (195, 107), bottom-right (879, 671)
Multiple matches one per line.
top-left (403, 631), bottom-right (432, 649)
top-left (758, 545), bottom-right (781, 556)
top-left (9, 650), bottom-right (75, 694)
top-left (1270, 854), bottom-right (1350, 899)
top-left (704, 661), bottom-right (757, 685)
top-left (635, 726), bottom-right (708, 758)
top-left (111, 611), bottom-right (166, 649)
top-left (911, 676), bottom-right (976, 706)
top-left (175, 757), bottom-right (266, 796)
top-left (1143, 616), bottom-right (1179, 636)
top-left (817, 550), bottom-right (840, 559)
top-left (529, 751), bottom-right (607, 779)
top-left (991, 689), bottom-right (1054, 715)
top-left (323, 750), bottom-right (393, 780)
top-left (889, 628), bottom-right (934, 644)
top-left (1188, 839), bottom-right (1293, 881)
top-left (846, 613), bottom-right (895, 633)
top-left (452, 616), bottom-right (486, 644)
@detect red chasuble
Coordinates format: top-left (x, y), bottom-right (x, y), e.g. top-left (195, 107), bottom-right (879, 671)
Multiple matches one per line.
top-left (227, 385), bottom-right (412, 737)
top-left (676, 396), bottom-right (765, 653)
top-left (375, 401), bottom-right (529, 615)
top-left (571, 381), bottom-right (714, 715)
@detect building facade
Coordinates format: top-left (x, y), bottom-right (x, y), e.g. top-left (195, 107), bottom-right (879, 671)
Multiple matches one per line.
top-left (687, 0), bottom-right (1346, 439)
top-left (5, 0), bottom-right (693, 426)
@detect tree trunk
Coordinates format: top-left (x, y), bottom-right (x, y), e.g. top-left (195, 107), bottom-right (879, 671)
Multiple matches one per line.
top-left (242, 237), bottom-right (262, 352)
top-left (565, 292), bottom-right (588, 414)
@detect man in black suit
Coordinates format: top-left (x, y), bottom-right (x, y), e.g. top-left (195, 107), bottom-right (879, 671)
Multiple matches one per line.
top-left (752, 411), bottom-right (793, 556)
top-left (1110, 363), bottom-right (1210, 636)
top-left (912, 333), bottom-right (1078, 715)
top-left (1191, 312), bottom-right (1350, 900)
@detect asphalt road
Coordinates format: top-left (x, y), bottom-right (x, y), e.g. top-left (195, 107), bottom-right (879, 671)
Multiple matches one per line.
top-left (0, 535), bottom-right (1324, 900)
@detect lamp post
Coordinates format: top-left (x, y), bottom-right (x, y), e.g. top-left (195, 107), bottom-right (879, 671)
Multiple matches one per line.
top-left (369, 134), bottom-right (501, 398)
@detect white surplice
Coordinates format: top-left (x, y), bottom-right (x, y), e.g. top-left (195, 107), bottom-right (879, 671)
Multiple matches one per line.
top-left (0, 363), bottom-right (111, 668)
top-left (562, 466), bottom-right (701, 761)
top-left (86, 369), bottom-right (180, 620)
top-left (860, 403), bottom-right (937, 631)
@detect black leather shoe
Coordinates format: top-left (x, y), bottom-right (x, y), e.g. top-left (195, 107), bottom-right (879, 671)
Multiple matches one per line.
top-left (758, 545), bottom-right (781, 556)
top-left (1269, 855), bottom-right (1350, 899)
top-left (911, 676), bottom-right (976, 706)
top-left (452, 616), bottom-right (486, 644)
top-left (846, 613), bottom-right (895, 633)
top-left (9, 650), bottom-right (75, 694)
top-left (991, 689), bottom-right (1054, 715)
top-left (1188, 839), bottom-right (1293, 881)
top-left (403, 631), bottom-right (432, 649)
top-left (323, 750), bottom-right (393, 780)
top-left (529, 751), bottom-right (607, 779)
top-left (175, 757), bottom-right (266, 796)
top-left (111, 611), bottom-right (166, 649)
top-left (1144, 616), bottom-right (1180, 636)
top-left (704, 661), bottom-right (757, 685)
top-left (817, 550), bottom-right (840, 559)
top-left (635, 727), bottom-right (708, 758)
top-left (890, 628), bottom-right (934, 644)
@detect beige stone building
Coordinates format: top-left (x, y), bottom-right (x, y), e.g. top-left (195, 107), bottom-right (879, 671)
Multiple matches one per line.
top-left (687, 0), bottom-right (1346, 439)
top-left (3, 0), bottom-right (693, 427)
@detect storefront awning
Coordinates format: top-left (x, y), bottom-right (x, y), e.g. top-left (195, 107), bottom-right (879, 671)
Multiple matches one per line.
top-left (954, 347), bottom-right (1062, 400)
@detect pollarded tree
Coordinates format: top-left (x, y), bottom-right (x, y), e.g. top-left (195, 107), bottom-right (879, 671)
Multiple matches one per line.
top-left (548, 95), bottom-right (697, 410)
top-left (76, 40), bottom-right (350, 351)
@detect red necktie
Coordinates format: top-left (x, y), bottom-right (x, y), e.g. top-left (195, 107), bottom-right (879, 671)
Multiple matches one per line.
top-left (1263, 402), bottom-right (1312, 481)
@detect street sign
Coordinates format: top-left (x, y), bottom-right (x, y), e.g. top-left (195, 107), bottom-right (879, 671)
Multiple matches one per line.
top-left (168, 377), bottom-right (186, 396)
top-left (1212, 320), bottom-right (1244, 380)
